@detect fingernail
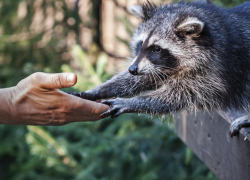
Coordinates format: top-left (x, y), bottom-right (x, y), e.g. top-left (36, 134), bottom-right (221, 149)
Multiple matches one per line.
top-left (67, 73), bottom-right (76, 85)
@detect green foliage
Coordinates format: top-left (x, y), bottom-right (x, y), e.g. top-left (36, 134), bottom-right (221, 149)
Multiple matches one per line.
top-left (0, 117), bottom-right (217, 180)
top-left (1, 0), bottom-right (248, 179)
top-left (0, 44), bottom-right (217, 179)
top-left (214, 0), bottom-right (247, 7)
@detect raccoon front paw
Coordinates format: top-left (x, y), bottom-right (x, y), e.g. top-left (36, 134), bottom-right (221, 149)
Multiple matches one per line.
top-left (229, 115), bottom-right (250, 138)
top-left (101, 98), bottom-right (133, 118)
top-left (67, 91), bottom-right (98, 101)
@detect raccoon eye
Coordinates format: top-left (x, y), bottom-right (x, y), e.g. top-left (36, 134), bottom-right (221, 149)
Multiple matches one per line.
top-left (152, 45), bottom-right (161, 53)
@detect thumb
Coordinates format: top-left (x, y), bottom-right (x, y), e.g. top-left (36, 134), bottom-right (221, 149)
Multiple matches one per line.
top-left (37, 72), bottom-right (77, 89)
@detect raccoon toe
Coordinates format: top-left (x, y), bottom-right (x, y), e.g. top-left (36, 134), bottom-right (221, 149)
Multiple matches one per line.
top-left (100, 108), bottom-right (115, 118)
top-left (67, 91), bottom-right (98, 101)
top-left (101, 99), bottom-right (116, 106)
top-left (111, 108), bottom-right (132, 118)
top-left (229, 115), bottom-right (250, 138)
top-left (101, 98), bottom-right (133, 118)
top-left (229, 124), bottom-right (240, 138)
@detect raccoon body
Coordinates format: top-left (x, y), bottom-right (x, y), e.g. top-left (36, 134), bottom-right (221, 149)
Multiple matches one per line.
top-left (69, 1), bottom-right (250, 136)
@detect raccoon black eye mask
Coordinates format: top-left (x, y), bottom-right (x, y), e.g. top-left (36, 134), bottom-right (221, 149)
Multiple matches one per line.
top-left (69, 0), bottom-right (250, 137)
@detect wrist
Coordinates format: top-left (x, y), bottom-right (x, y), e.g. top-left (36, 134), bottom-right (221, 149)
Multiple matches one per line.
top-left (0, 87), bottom-right (17, 124)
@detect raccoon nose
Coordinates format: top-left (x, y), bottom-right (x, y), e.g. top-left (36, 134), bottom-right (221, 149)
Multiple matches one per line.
top-left (129, 65), bottom-right (138, 75)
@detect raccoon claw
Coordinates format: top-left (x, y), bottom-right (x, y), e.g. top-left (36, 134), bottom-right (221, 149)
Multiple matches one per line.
top-left (229, 115), bottom-right (250, 138)
top-left (67, 92), bottom-right (98, 101)
top-left (229, 124), bottom-right (240, 138)
top-left (101, 98), bottom-right (133, 118)
top-left (67, 92), bottom-right (81, 97)
top-left (100, 107), bottom-right (131, 118)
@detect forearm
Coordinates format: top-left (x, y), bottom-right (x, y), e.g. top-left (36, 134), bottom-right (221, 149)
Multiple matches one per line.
top-left (127, 96), bottom-right (183, 114)
top-left (86, 71), bottom-right (157, 99)
top-left (101, 88), bottom-right (187, 118)
top-left (0, 87), bottom-right (16, 124)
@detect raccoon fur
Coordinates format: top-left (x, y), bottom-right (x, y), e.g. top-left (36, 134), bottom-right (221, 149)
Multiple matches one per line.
top-left (69, 0), bottom-right (250, 137)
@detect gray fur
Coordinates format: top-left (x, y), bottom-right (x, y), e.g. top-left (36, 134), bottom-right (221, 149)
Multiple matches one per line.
top-left (70, 1), bottom-right (250, 135)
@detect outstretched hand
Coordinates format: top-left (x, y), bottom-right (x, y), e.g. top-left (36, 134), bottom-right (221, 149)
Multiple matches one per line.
top-left (0, 72), bottom-right (109, 125)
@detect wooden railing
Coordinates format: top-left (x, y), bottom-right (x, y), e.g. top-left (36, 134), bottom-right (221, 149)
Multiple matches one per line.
top-left (174, 110), bottom-right (250, 180)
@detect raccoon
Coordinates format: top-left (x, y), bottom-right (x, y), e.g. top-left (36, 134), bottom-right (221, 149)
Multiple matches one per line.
top-left (69, 0), bottom-right (250, 137)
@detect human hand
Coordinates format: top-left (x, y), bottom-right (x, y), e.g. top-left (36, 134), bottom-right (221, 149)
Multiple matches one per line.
top-left (3, 72), bottom-right (109, 125)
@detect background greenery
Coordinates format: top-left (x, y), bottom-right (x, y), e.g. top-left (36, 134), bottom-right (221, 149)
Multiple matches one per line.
top-left (0, 0), bottom-right (246, 179)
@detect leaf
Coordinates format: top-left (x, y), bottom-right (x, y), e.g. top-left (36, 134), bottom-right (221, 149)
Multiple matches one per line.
top-left (96, 53), bottom-right (108, 78)
top-left (71, 45), bottom-right (102, 86)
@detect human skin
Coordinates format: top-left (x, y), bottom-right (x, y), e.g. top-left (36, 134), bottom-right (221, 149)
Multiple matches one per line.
top-left (0, 72), bottom-right (109, 125)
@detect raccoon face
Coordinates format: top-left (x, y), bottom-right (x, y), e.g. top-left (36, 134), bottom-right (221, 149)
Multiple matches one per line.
top-left (129, 2), bottom-right (206, 76)
top-left (129, 37), bottom-right (179, 75)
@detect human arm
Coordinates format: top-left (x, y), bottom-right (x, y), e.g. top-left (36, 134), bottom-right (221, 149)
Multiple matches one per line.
top-left (0, 72), bottom-right (109, 125)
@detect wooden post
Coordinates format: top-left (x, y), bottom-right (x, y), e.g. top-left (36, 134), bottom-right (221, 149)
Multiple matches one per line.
top-left (174, 111), bottom-right (250, 180)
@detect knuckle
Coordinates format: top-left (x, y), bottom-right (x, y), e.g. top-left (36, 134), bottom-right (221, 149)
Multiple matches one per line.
top-left (30, 72), bottom-right (45, 86)
top-left (48, 111), bottom-right (68, 126)
top-left (32, 72), bottom-right (43, 81)
top-left (58, 109), bottom-right (68, 125)
top-left (52, 75), bottom-right (62, 89)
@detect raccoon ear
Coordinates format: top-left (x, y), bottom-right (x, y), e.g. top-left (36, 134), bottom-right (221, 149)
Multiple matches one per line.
top-left (176, 18), bottom-right (204, 37)
top-left (129, 5), bottom-right (144, 19)
top-left (129, 1), bottom-right (158, 21)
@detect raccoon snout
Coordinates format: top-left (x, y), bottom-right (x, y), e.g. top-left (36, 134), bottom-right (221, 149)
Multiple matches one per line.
top-left (129, 65), bottom-right (139, 75)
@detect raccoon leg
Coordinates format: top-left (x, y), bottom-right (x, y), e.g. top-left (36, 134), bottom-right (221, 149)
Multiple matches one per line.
top-left (68, 71), bottom-right (156, 101)
top-left (101, 87), bottom-right (184, 118)
top-left (229, 115), bottom-right (250, 137)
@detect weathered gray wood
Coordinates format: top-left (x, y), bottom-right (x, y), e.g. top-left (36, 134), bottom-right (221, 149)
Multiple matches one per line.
top-left (174, 111), bottom-right (250, 180)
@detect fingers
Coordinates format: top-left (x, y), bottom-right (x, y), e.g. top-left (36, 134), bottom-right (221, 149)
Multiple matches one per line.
top-left (66, 94), bottom-right (110, 116)
top-left (30, 72), bottom-right (77, 89)
top-left (58, 94), bottom-right (110, 122)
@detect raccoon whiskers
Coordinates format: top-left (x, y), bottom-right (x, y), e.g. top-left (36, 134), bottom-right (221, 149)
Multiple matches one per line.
top-left (149, 69), bottom-right (159, 89)
top-left (152, 69), bottom-right (165, 85)
top-left (154, 68), bottom-right (168, 85)
top-left (154, 65), bottom-right (179, 76)
top-left (148, 66), bottom-right (166, 88)
top-left (148, 71), bottom-right (154, 85)
top-left (154, 64), bottom-right (178, 71)
top-left (129, 78), bottom-right (139, 96)
top-left (154, 67), bottom-right (174, 82)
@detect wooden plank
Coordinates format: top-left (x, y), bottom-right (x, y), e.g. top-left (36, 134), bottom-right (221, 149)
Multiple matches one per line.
top-left (174, 111), bottom-right (250, 180)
